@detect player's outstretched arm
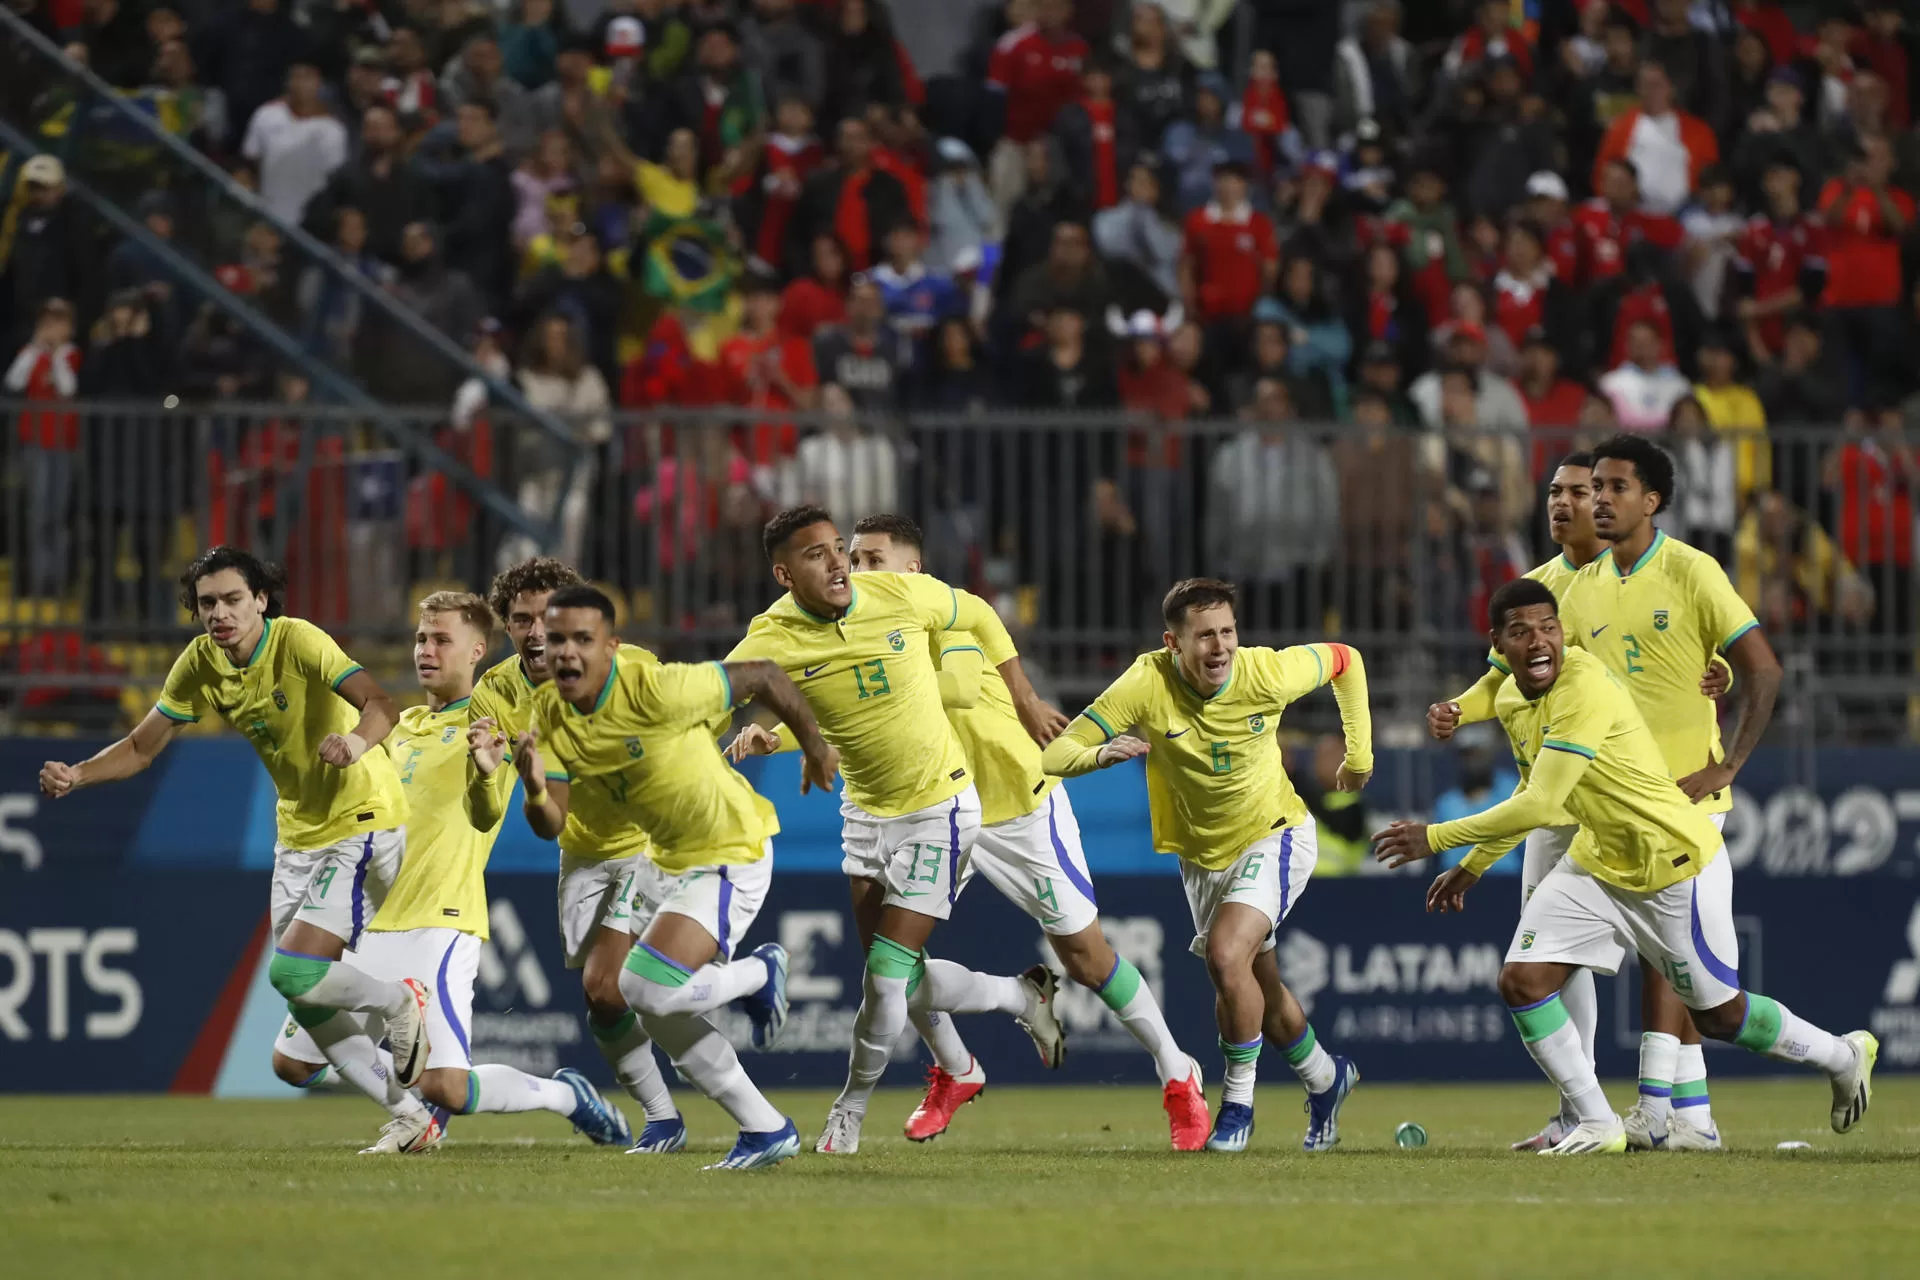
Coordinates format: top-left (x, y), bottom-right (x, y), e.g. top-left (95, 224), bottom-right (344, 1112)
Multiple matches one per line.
top-left (1436, 665), bottom-right (1505, 737)
top-left (722, 660), bottom-right (840, 794)
top-left (1679, 627), bottom-right (1780, 802)
top-left (514, 729), bottom-right (571, 839)
top-left (39, 708), bottom-right (184, 797)
top-left (1041, 721), bottom-right (1147, 777)
top-left (318, 669), bottom-right (400, 767)
top-left (1392, 747), bottom-right (1592, 866)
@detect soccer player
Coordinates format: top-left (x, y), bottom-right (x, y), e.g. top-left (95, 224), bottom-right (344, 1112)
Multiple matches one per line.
top-left (1432, 435), bottom-right (1781, 1151)
top-left (724, 505), bottom-right (1067, 1156)
top-left (469, 557), bottom-right (684, 1152)
top-left (1429, 451), bottom-right (1730, 1151)
top-left (37, 548), bottom-right (432, 1139)
top-left (1375, 578), bottom-right (1872, 1155)
top-left (841, 514), bottom-right (1207, 1150)
top-left (513, 583), bottom-right (837, 1169)
top-left (1040, 580), bottom-right (1372, 1154)
top-left (281, 591), bottom-right (629, 1151)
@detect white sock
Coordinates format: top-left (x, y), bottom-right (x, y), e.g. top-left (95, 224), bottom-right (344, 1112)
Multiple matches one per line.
top-left (463, 1064), bottom-right (578, 1117)
top-left (1638, 1031), bottom-right (1680, 1130)
top-left (1278, 1024), bottom-right (1337, 1094)
top-left (919, 957), bottom-right (1027, 1017)
top-left (1734, 993), bottom-right (1853, 1074)
top-left (306, 1012), bottom-right (422, 1120)
top-left (1673, 1042), bottom-right (1714, 1128)
top-left (841, 968), bottom-right (910, 1111)
top-left (644, 1011), bottom-right (786, 1133)
top-left (1557, 968), bottom-right (1600, 1124)
top-left (297, 961), bottom-right (412, 1019)
top-left (1512, 995), bottom-right (1610, 1124)
top-left (1095, 955), bottom-right (1188, 1084)
top-left (590, 1010), bottom-right (678, 1122)
top-left (618, 952), bottom-right (769, 1017)
top-left (907, 994), bottom-right (976, 1076)
top-left (1220, 1036), bottom-right (1260, 1106)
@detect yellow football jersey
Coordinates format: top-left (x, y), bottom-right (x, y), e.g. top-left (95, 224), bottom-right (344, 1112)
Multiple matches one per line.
top-left (533, 652), bottom-right (777, 872)
top-left (472, 645), bottom-right (659, 856)
top-left (1435, 648), bottom-right (1723, 894)
top-left (157, 616), bottom-right (406, 849)
top-left (371, 698), bottom-right (512, 938)
top-left (935, 629), bottom-right (1057, 826)
top-left (1045, 644), bottom-right (1373, 870)
top-left (726, 572), bottom-right (1018, 818)
top-left (1527, 531), bottom-right (1758, 815)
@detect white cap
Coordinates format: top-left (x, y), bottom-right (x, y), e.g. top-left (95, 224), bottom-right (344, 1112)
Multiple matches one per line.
top-left (21, 154), bottom-right (65, 186)
top-left (1126, 309), bottom-right (1161, 339)
top-left (1525, 171), bottom-right (1569, 201)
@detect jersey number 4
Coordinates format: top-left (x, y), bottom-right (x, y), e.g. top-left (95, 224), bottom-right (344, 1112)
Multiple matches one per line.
top-left (852, 659), bottom-right (892, 699)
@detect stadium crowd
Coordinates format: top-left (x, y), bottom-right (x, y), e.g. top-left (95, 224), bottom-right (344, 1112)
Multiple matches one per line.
top-left (2, 0), bottom-right (1918, 672)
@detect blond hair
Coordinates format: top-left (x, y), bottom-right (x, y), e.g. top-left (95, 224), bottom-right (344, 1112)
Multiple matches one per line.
top-left (418, 590), bottom-right (495, 643)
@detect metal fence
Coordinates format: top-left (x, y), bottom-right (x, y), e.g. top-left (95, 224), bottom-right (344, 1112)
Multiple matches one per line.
top-left (0, 400), bottom-right (1912, 741)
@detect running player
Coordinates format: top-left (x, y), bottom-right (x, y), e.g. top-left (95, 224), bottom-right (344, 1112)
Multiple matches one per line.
top-left (842, 514), bottom-right (1206, 1151)
top-left (1040, 579), bottom-right (1371, 1154)
top-left (514, 583), bottom-right (836, 1169)
top-left (1428, 451), bottom-right (1730, 1151)
top-left (470, 557), bottom-right (684, 1152)
top-left (1375, 578), bottom-right (1871, 1155)
top-left (1432, 436), bottom-right (1781, 1151)
top-left (287, 591), bottom-right (629, 1151)
top-left (724, 505), bottom-right (1067, 1156)
top-left (37, 548), bottom-right (432, 1139)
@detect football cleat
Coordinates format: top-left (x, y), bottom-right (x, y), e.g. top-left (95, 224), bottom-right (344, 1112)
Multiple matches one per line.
top-left (1162, 1058), bottom-right (1209, 1152)
top-left (386, 977), bottom-right (433, 1089)
top-left (1205, 1101), bottom-right (1255, 1153)
top-left (706, 1119), bottom-right (801, 1171)
top-left (1542, 1115), bottom-right (1629, 1156)
top-left (555, 1067), bottom-right (630, 1146)
top-left (1302, 1055), bottom-right (1359, 1152)
top-left (1830, 1030), bottom-right (1878, 1134)
top-left (1623, 1099), bottom-right (1668, 1151)
top-left (740, 942), bottom-right (791, 1050)
top-left (1015, 966), bottom-right (1067, 1069)
top-left (1511, 1113), bottom-right (1574, 1153)
top-left (626, 1115), bottom-right (689, 1154)
top-left (359, 1105), bottom-right (444, 1155)
top-left (815, 1102), bottom-right (864, 1155)
top-left (905, 1058), bottom-right (986, 1142)
top-left (1667, 1116), bottom-right (1724, 1151)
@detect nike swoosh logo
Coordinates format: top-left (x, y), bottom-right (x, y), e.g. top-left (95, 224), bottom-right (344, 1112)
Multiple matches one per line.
top-left (1166, 729), bottom-right (1190, 739)
top-left (898, 888), bottom-right (930, 898)
top-left (802, 664), bottom-right (830, 678)
top-left (1590, 626), bottom-right (1609, 638)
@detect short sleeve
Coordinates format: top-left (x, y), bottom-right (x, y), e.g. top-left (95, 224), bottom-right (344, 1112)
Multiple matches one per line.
top-left (156, 645), bottom-right (205, 723)
top-left (288, 619), bottom-right (364, 693)
top-left (1080, 657), bottom-right (1156, 742)
top-left (1540, 664), bottom-right (1612, 763)
top-left (986, 38), bottom-right (1012, 88)
top-left (651, 661), bottom-right (734, 728)
top-left (1695, 559), bottom-right (1760, 653)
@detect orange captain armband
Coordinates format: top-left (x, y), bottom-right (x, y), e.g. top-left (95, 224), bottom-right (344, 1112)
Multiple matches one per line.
top-left (1327, 644), bottom-right (1353, 678)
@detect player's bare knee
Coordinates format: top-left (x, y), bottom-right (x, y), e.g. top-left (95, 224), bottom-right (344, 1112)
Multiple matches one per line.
top-left (416, 1069), bottom-right (469, 1113)
top-left (1690, 998), bottom-right (1744, 1042)
top-left (1498, 962), bottom-right (1558, 1008)
top-left (1204, 935), bottom-right (1256, 987)
top-left (1049, 927), bottom-right (1114, 989)
top-left (271, 1051), bottom-right (325, 1088)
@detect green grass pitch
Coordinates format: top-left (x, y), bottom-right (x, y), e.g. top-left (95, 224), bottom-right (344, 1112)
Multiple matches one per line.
top-left (5, 1081), bottom-right (1919, 1277)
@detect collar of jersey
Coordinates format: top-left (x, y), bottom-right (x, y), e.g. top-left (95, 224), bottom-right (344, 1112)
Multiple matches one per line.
top-left (1175, 656), bottom-right (1233, 702)
top-left (222, 616), bottom-right (272, 670)
top-left (516, 657), bottom-right (538, 690)
top-left (1609, 528), bottom-right (1666, 579)
top-left (794, 586), bottom-right (857, 625)
top-left (571, 658), bottom-right (618, 715)
top-left (1558, 552), bottom-right (1581, 573)
top-left (434, 696), bottom-right (472, 714)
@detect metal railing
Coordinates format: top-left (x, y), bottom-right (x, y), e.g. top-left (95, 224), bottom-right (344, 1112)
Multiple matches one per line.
top-left (0, 402), bottom-right (1912, 742)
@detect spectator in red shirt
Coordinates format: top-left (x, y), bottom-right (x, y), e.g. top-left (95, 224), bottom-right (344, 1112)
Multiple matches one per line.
top-left (789, 117), bottom-right (915, 274)
top-left (1445, 0), bottom-right (1534, 83)
top-left (1817, 135), bottom-right (1915, 406)
top-left (1053, 59), bottom-right (1139, 214)
top-left (1574, 157), bottom-right (1685, 284)
top-left (1732, 159), bottom-right (1825, 359)
top-left (780, 233), bottom-right (851, 339)
top-left (1731, 1), bottom-right (1800, 70)
top-left (985, 0), bottom-right (1088, 214)
top-left (5, 298), bottom-right (81, 597)
top-left (1592, 61), bottom-right (1720, 216)
top-left (1524, 171), bottom-right (1582, 284)
top-left (1516, 327), bottom-right (1589, 477)
top-left (1825, 414), bottom-right (1917, 675)
top-left (1179, 160), bottom-right (1279, 325)
top-left (1491, 222), bottom-right (1574, 357)
top-left (721, 272), bottom-right (820, 464)
top-left (1854, 3), bottom-right (1910, 133)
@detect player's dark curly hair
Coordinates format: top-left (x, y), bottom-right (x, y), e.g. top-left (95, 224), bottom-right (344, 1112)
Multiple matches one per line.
top-left (1162, 578), bottom-right (1237, 629)
top-left (851, 513), bottom-right (923, 553)
top-left (178, 546), bottom-right (286, 617)
top-left (763, 504), bottom-right (837, 562)
top-left (1489, 577), bottom-right (1559, 633)
top-left (1558, 451), bottom-right (1595, 471)
top-left (545, 583), bottom-right (618, 623)
top-left (487, 556), bottom-right (583, 621)
top-left (1591, 433), bottom-right (1675, 514)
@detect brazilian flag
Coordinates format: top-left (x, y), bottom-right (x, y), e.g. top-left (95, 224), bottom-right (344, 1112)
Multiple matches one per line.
top-left (639, 209), bottom-right (738, 314)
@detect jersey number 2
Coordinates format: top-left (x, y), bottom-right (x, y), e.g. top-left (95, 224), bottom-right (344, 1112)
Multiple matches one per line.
top-left (852, 659), bottom-right (891, 699)
top-left (1622, 633), bottom-right (1645, 674)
